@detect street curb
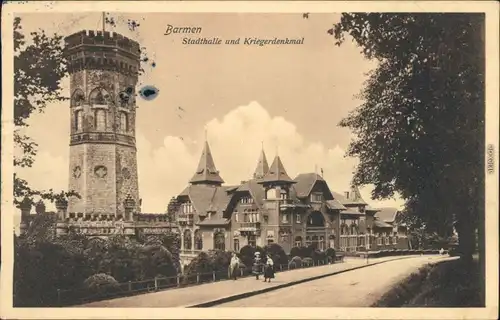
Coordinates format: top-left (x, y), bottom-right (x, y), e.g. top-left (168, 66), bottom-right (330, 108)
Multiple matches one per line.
top-left (186, 256), bottom-right (417, 308)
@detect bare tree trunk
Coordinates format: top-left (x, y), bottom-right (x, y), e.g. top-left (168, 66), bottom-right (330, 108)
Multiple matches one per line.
top-left (456, 210), bottom-right (475, 266)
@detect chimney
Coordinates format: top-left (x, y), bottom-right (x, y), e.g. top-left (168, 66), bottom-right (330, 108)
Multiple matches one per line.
top-left (55, 198), bottom-right (69, 220)
top-left (344, 191), bottom-right (350, 199)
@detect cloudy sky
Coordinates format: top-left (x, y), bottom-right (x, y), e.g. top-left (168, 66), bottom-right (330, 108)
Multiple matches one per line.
top-left (15, 12), bottom-right (404, 214)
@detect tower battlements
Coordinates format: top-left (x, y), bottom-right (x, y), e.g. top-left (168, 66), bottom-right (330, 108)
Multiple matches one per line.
top-left (64, 30), bottom-right (141, 75)
top-left (64, 30), bottom-right (141, 56)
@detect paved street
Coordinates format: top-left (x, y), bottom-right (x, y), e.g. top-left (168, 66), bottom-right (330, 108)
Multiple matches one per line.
top-left (215, 255), bottom-right (455, 307)
top-left (80, 255), bottom-right (442, 308)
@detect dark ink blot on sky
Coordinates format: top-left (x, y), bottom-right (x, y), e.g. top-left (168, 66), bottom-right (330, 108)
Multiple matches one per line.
top-left (151, 62), bottom-right (156, 68)
top-left (139, 86), bottom-right (159, 101)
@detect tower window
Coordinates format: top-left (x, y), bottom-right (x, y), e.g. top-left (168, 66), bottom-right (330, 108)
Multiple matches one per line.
top-left (95, 109), bottom-right (106, 131)
top-left (75, 110), bottom-right (83, 131)
top-left (120, 112), bottom-right (128, 132)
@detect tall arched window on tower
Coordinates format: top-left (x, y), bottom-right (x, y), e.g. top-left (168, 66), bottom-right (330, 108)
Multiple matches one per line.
top-left (120, 112), bottom-right (128, 133)
top-left (75, 110), bottom-right (83, 132)
top-left (95, 109), bottom-right (106, 131)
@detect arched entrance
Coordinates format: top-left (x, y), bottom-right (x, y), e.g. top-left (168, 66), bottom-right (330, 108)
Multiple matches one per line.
top-left (305, 211), bottom-right (326, 251)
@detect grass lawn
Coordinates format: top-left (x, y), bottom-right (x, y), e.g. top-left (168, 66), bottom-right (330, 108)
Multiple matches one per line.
top-left (373, 256), bottom-right (484, 307)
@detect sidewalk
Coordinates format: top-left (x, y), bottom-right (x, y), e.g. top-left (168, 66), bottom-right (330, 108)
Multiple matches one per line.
top-left (80, 255), bottom-right (420, 308)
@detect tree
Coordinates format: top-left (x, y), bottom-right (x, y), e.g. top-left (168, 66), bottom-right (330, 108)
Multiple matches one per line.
top-left (13, 17), bottom-right (78, 207)
top-left (331, 14), bottom-right (484, 266)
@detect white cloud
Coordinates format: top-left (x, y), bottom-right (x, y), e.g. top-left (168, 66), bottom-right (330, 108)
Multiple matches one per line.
top-left (17, 101), bottom-right (404, 215)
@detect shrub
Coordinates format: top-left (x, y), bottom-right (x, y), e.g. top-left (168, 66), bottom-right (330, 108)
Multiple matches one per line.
top-left (239, 245), bottom-right (265, 269)
top-left (311, 250), bottom-right (327, 263)
top-left (183, 252), bottom-right (213, 283)
top-left (325, 247), bottom-right (336, 257)
top-left (136, 245), bottom-right (177, 280)
top-left (264, 243), bottom-right (288, 266)
top-left (289, 246), bottom-right (301, 258)
top-left (83, 273), bottom-right (121, 298)
top-left (302, 257), bottom-right (314, 266)
top-left (288, 256), bottom-right (302, 269)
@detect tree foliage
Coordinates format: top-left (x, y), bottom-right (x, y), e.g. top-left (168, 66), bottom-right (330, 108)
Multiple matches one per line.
top-left (14, 217), bottom-right (180, 306)
top-left (332, 13), bottom-right (484, 261)
top-left (13, 17), bottom-right (77, 207)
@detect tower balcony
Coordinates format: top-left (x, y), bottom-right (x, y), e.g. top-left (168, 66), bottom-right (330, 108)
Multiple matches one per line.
top-left (238, 222), bottom-right (261, 233)
top-left (177, 213), bottom-right (194, 225)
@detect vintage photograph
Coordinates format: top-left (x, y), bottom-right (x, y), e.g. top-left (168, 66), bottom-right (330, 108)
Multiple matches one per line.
top-left (1, 1), bottom-right (498, 318)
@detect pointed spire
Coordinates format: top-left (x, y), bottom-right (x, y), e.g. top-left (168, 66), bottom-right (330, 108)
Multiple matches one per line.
top-left (189, 138), bottom-right (224, 186)
top-left (259, 155), bottom-right (295, 184)
top-left (253, 144), bottom-right (269, 180)
top-left (347, 185), bottom-right (367, 205)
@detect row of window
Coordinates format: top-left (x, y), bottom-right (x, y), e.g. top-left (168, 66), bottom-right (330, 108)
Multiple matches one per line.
top-left (74, 110), bottom-right (129, 132)
top-left (235, 210), bottom-right (260, 223)
top-left (239, 197), bottom-right (254, 204)
top-left (71, 88), bottom-right (133, 108)
top-left (181, 202), bottom-right (194, 214)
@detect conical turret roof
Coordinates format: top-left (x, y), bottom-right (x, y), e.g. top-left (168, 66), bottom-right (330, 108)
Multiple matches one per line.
top-left (189, 141), bottom-right (224, 186)
top-left (259, 155), bottom-right (295, 184)
top-left (346, 185), bottom-right (367, 205)
top-left (253, 147), bottom-right (269, 180)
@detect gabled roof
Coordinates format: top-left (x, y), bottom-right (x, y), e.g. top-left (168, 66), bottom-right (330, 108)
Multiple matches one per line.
top-left (180, 184), bottom-right (232, 217)
top-left (259, 156), bottom-right (295, 184)
top-left (340, 208), bottom-right (365, 216)
top-left (189, 141), bottom-right (224, 185)
top-left (374, 207), bottom-right (400, 223)
top-left (330, 186), bottom-right (367, 206)
top-left (253, 148), bottom-right (269, 180)
top-left (326, 199), bottom-right (346, 210)
top-left (236, 179), bottom-right (266, 209)
top-left (373, 219), bottom-right (393, 228)
top-left (294, 173), bottom-right (326, 198)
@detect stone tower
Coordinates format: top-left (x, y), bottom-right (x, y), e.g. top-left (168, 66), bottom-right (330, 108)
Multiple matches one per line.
top-left (64, 30), bottom-right (141, 219)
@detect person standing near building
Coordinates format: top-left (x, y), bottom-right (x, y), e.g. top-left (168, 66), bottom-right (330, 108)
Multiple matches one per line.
top-left (252, 252), bottom-right (262, 280)
top-left (263, 255), bottom-right (275, 282)
top-left (229, 252), bottom-right (240, 280)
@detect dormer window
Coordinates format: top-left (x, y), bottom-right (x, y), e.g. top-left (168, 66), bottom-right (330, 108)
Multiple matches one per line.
top-left (181, 201), bottom-right (193, 214)
top-left (311, 193), bottom-right (323, 202)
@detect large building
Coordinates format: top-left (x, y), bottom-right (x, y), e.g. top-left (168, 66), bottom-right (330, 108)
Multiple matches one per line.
top-left (17, 29), bottom-right (409, 262)
top-left (174, 141), bottom-right (410, 265)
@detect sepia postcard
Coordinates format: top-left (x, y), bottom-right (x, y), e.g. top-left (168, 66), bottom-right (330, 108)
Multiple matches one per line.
top-left (1, 1), bottom-right (499, 319)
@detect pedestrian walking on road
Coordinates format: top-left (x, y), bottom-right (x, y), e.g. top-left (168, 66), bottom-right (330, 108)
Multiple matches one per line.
top-left (252, 252), bottom-right (262, 280)
top-left (263, 255), bottom-right (275, 282)
top-left (229, 253), bottom-right (240, 280)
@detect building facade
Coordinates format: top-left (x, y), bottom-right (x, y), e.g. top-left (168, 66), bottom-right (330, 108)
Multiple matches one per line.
top-left (174, 141), bottom-right (410, 264)
top-left (17, 29), bottom-right (409, 263)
